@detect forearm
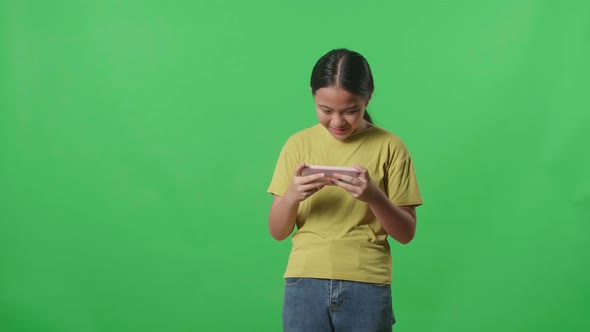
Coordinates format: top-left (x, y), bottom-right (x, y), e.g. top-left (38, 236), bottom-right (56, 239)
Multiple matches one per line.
top-left (368, 191), bottom-right (416, 244)
top-left (268, 196), bottom-right (300, 241)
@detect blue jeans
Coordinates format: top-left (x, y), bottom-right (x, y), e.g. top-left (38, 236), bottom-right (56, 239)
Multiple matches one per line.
top-left (282, 277), bottom-right (395, 332)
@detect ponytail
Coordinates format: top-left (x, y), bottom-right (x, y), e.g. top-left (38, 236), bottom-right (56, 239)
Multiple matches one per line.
top-left (364, 110), bottom-right (373, 124)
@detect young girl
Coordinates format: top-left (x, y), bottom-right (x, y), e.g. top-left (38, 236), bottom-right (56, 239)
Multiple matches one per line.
top-left (267, 49), bottom-right (423, 332)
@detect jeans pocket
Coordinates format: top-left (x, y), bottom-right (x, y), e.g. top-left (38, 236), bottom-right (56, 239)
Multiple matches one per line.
top-left (284, 277), bottom-right (303, 286)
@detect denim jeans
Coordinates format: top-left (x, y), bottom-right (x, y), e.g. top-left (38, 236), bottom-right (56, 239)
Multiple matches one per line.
top-left (282, 277), bottom-right (395, 332)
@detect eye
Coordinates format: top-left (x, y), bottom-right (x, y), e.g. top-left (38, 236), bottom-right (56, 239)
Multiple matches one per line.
top-left (345, 110), bottom-right (359, 115)
top-left (322, 109), bottom-right (332, 114)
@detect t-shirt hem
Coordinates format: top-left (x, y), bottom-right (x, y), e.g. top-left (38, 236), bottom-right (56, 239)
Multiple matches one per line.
top-left (394, 198), bottom-right (424, 207)
top-left (283, 272), bottom-right (392, 285)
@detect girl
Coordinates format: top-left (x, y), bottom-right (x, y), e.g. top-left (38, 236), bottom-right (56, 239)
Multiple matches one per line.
top-left (267, 48), bottom-right (423, 332)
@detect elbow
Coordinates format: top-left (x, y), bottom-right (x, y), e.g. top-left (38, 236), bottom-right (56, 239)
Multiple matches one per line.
top-left (399, 219), bottom-right (417, 244)
top-left (397, 228), bottom-right (416, 245)
top-left (269, 230), bottom-right (289, 241)
top-left (268, 221), bottom-right (290, 241)
top-left (398, 236), bottom-right (414, 245)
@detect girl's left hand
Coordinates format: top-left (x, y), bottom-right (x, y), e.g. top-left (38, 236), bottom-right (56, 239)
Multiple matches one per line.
top-left (330, 164), bottom-right (380, 203)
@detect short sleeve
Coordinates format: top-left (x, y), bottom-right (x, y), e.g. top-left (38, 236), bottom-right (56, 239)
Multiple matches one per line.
top-left (386, 145), bottom-right (424, 207)
top-left (267, 137), bottom-right (300, 196)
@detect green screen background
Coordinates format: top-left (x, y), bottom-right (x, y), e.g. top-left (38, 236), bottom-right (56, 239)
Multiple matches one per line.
top-left (1, 0), bottom-right (589, 331)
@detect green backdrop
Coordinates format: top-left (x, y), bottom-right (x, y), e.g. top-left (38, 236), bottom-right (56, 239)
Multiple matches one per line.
top-left (1, 0), bottom-right (589, 331)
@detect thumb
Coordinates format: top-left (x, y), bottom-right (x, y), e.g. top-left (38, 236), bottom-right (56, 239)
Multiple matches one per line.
top-left (294, 162), bottom-right (306, 176)
top-left (352, 163), bottom-right (369, 179)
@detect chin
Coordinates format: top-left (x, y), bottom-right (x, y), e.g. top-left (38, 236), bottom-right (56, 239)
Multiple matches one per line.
top-left (330, 132), bottom-right (350, 140)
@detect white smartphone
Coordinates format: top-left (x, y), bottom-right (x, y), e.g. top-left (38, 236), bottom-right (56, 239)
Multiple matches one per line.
top-left (301, 165), bottom-right (360, 185)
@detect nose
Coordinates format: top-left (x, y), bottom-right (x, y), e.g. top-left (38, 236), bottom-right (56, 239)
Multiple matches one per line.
top-left (330, 113), bottom-right (346, 127)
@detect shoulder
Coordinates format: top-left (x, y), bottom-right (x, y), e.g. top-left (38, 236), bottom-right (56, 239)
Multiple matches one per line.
top-left (275, 124), bottom-right (322, 156)
top-left (367, 125), bottom-right (411, 160)
top-left (367, 125), bottom-right (407, 149)
top-left (283, 124), bottom-right (323, 146)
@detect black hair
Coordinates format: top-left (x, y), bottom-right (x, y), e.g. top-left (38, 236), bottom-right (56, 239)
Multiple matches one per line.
top-left (310, 48), bottom-right (375, 124)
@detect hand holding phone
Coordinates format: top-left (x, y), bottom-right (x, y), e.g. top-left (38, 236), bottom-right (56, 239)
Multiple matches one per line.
top-left (301, 165), bottom-right (361, 185)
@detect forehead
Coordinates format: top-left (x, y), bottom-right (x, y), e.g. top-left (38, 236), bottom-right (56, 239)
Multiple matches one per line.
top-left (314, 86), bottom-right (366, 107)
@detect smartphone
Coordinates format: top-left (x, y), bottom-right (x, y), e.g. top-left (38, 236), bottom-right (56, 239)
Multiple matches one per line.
top-left (301, 165), bottom-right (360, 185)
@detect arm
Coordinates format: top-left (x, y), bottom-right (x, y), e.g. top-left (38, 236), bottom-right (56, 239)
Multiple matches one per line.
top-left (267, 195), bottom-right (300, 241)
top-left (331, 164), bottom-right (418, 244)
top-left (366, 191), bottom-right (417, 244)
top-left (268, 162), bottom-right (328, 241)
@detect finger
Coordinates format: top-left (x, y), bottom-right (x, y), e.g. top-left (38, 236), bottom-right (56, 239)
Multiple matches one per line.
top-left (330, 177), bottom-right (358, 192)
top-left (294, 162), bottom-right (306, 176)
top-left (300, 173), bottom-right (326, 184)
top-left (300, 181), bottom-right (327, 193)
top-left (303, 189), bottom-right (318, 198)
top-left (351, 164), bottom-right (370, 180)
top-left (332, 173), bottom-right (358, 185)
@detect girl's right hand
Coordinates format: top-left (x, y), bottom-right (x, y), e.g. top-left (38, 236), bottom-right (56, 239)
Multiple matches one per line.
top-left (283, 162), bottom-right (328, 203)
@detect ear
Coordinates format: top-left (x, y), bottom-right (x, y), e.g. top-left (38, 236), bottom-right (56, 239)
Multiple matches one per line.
top-left (365, 93), bottom-right (372, 107)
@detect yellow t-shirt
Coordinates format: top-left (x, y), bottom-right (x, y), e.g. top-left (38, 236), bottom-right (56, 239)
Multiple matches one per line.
top-left (267, 123), bottom-right (423, 284)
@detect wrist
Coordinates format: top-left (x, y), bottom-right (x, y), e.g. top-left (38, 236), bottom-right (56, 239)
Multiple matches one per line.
top-left (366, 186), bottom-right (388, 206)
top-left (283, 189), bottom-right (302, 205)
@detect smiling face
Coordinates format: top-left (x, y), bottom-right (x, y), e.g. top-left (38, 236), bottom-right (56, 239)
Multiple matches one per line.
top-left (313, 86), bottom-right (371, 140)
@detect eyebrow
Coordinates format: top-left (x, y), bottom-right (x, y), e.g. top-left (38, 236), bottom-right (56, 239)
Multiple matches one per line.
top-left (317, 105), bottom-right (359, 110)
